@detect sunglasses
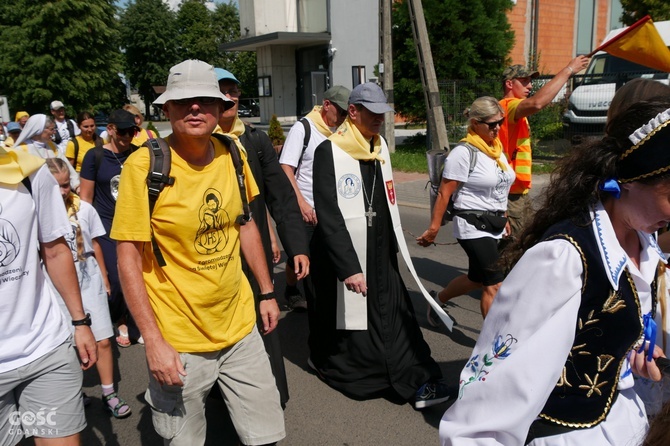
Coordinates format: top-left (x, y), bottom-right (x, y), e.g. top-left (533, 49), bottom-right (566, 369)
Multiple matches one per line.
top-left (221, 87), bottom-right (242, 98)
top-left (172, 96), bottom-right (219, 106)
top-left (116, 127), bottom-right (138, 137)
top-left (477, 118), bottom-right (505, 130)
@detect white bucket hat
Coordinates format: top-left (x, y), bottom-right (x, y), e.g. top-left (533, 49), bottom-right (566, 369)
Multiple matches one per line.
top-left (153, 59), bottom-right (234, 110)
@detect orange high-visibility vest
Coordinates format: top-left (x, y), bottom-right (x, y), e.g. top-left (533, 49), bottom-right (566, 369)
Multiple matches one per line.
top-left (499, 97), bottom-right (532, 194)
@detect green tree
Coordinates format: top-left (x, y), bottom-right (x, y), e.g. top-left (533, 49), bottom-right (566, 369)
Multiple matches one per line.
top-left (391, 0), bottom-right (515, 122)
top-left (119, 0), bottom-right (178, 116)
top-left (177, 0), bottom-right (219, 63)
top-left (620, 0), bottom-right (670, 25)
top-left (210, 3), bottom-right (258, 99)
top-left (0, 0), bottom-right (124, 115)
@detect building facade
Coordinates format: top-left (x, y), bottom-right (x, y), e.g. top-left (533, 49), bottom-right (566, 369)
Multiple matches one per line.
top-left (225, 0), bottom-right (625, 122)
top-left (222, 0), bottom-right (379, 122)
top-left (508, 0), bottom-right (624, 73)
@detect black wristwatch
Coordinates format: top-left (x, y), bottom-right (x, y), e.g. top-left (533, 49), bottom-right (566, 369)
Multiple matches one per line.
top-left (259, 292), bottom-right (276, 301)
top-left (72, 313), bottom-right (92, 327)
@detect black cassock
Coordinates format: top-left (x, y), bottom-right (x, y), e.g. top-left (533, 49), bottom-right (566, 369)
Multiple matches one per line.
top-left (239, 125), bottom-right (309, 407)
top-left (309, 140), bottom-right (442, 401)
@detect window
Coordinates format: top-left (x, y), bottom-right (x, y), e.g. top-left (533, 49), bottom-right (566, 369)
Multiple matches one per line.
top-left (258, 76), bottom-right (272, 97)
top-left (352, 66), bottom-right (366, 86)
top-left (576, 0), bottom-right (595, 54)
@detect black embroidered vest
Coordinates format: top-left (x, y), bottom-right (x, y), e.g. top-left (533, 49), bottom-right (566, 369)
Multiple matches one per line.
top-left (538, 219), bottom-right (657, 428)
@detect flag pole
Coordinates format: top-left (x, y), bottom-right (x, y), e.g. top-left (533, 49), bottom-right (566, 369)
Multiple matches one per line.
top-left (586, 15), bottom-right (651, 57)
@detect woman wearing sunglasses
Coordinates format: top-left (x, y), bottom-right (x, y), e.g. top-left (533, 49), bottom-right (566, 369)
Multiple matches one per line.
top-left (79, 109), bottom-right (139, 348)
top-left (417, 96), bottom-right (514, 319)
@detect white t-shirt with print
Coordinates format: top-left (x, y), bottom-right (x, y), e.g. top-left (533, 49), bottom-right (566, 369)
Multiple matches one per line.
top-left (0, 165), bottom-right (72, 373)
top-left (443, 143), bottom-right (515, 240)
top-left (279, 117), bottom-right (334, 208)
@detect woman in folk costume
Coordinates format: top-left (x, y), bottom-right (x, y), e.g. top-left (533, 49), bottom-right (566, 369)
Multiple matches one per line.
top-left (309, 82), bottom-right (452, 409)
top-left (417, 96), bottom-right (515, 320)
top-left (440, 99), bottom-right (670, 445)
top-left (11, 113), bottom-right (80, 190)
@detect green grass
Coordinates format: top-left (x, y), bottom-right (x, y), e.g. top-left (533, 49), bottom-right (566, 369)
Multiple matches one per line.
top-left (390, 144), bottom-right (429, 173)
top-left (392, 143), bottom-right (558, 175)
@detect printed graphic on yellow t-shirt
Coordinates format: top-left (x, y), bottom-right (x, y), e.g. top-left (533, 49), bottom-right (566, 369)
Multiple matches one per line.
top-left (110, 137), bottom-right (259, 353)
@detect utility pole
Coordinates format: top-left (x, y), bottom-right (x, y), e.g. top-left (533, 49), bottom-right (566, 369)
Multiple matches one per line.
top-left (407, 0), bottom-right (449, 152)
top-left (379, 0), bottom-right (395, 152)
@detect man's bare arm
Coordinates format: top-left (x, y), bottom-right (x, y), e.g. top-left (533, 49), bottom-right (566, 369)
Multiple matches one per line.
top-left (514, 55), bottom-right (590, 120)
top-left (117, 240), bottom-right (186, 385)
top-left (239, 219), bottom-right (280, 334)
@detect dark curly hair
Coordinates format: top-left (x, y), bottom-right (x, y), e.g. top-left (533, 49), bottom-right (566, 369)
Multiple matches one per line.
top-left (501, 98), bottom-right (670, 270)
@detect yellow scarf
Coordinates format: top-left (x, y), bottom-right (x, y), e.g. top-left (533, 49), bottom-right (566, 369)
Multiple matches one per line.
top-left (328, 117), bottom-right (384, 163)
top-left (214, 115), bottom-right (247, 155)
top-left (0, 146), bottom-right (45, 185)
top-left (305, 106), bottom-right (334, 138)
top-left (460, 130), bottom-right (506, 171)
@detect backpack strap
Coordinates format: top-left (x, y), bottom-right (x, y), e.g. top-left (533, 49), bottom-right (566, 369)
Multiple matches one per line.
top-left (67, 120), bottom-right (75, 139)
top-left (297, 117), bottom-right (311, 168)
top-left (210, 133), bottom-right (252, 226)
top-left (21, 177), bottom-right (32, 195)
top-left (144, 138), bottom-right (174, 267)
top-left (72, 137), bottom-right (80, 170)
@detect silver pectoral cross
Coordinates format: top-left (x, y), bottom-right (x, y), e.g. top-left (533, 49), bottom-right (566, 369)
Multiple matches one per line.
top-left (365, 205), bottom-right (376, 227)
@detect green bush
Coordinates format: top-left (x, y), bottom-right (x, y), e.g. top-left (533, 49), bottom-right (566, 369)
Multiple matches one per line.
top-left (528, 102), bottom-right (565, 145)
top-left (146, 121), bottom-right (160, 138)
top-left (268, 114), bottom-right (285, 147)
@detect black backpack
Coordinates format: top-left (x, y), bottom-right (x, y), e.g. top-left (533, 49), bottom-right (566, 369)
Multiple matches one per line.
top-left (143, 134), bottom-right (251, 267)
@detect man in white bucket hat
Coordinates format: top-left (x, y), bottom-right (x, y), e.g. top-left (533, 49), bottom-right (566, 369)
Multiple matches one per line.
top-left (111, 60), bottom-right (285, 445)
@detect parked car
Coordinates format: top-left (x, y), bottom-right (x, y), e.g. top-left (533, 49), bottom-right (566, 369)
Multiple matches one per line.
top-left (562, 20), bottom-right (670, 139)
top-left (94, 111), bottom-right (108, 136)
top-left (238, 104), bottom-right (254, 118)
top-left (239, 98), bottom-right (260, 117)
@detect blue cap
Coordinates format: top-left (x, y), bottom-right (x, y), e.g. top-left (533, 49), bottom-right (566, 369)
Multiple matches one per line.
top-left (6, 122), bottom-right (21, 133)
top-left (214, 68), bottom-right (240, 84)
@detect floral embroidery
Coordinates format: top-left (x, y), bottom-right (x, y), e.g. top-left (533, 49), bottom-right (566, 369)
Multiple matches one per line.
top-left (459, 334), bottom-right (517, 398)
top-left (578, 373), bottom-right (608, 397)
top-left (602, 290), bottom-right (626, 314)
top-left (596, 355), bottom-right (614, 373)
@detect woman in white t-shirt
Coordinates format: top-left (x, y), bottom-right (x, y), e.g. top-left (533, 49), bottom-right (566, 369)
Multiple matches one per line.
top-left (45, 158), bottom-right (132, 420)
top-left (417, 96), bottom-right (515, 319)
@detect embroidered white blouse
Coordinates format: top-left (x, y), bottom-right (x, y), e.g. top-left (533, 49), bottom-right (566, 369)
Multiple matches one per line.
top-left (440, 202), bottom-right (665, 446)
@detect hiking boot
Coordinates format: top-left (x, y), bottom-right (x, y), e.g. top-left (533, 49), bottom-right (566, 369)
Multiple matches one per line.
top-left (414, 381), bottom-right (453, 409)
top-left (286, 286), bottom-right (307, 312)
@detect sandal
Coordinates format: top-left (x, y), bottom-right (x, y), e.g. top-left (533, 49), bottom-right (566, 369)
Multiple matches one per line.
top-left (116, 330), bottom-right (131, 348)
top-left (103, 392), bottom-right (132, 419)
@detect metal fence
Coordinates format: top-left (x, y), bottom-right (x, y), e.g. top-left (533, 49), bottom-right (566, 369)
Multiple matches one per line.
top-left (437, 71), bottom-right (670, 148)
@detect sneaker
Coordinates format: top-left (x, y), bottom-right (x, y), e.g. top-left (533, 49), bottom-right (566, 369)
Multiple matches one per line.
top-left (286, 287), bottom-right (307, 312)
top-left (426, 290), bottom-right (442, 327)
top-left (414, 381), bottom-right (452, 409)
top-left (136, 335), bottom-right (144, 345)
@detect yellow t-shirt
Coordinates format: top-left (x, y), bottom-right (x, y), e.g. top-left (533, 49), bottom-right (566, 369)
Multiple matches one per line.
top-left (65, 136), bottom-right (96, 172)
top-left (110, 137), bottom-right (260, 353)
top-left (132, 128), bottom-right (155, 147)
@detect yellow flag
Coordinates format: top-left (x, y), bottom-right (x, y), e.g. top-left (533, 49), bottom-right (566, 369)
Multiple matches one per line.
top-left (593, 15), bottom-right (670, 73)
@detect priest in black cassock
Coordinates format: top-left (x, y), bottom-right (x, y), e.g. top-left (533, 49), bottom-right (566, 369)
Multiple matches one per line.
top-left (309, 83), bottom-right (451, 409)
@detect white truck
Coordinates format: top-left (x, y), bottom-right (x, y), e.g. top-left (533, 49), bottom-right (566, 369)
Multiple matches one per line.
top-left (562, 20), bottom-right (670, 139)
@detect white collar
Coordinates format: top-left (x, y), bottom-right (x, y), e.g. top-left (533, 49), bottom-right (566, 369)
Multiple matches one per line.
top-left (591, 201), bottom-right (665, 290)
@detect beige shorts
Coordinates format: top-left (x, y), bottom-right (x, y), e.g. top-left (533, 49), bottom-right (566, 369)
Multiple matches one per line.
top-left (0, 339), bottom-right (85, 446)
top-left (145, 325), bottom-right (285, 446)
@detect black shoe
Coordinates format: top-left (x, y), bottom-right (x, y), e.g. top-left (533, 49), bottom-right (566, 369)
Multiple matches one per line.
top-left (414, 381), bottom-right (452, 409)
top-left (426, 290), bottom-right (456, 328)
top-left (286, 286), bottom-right (307, 312)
